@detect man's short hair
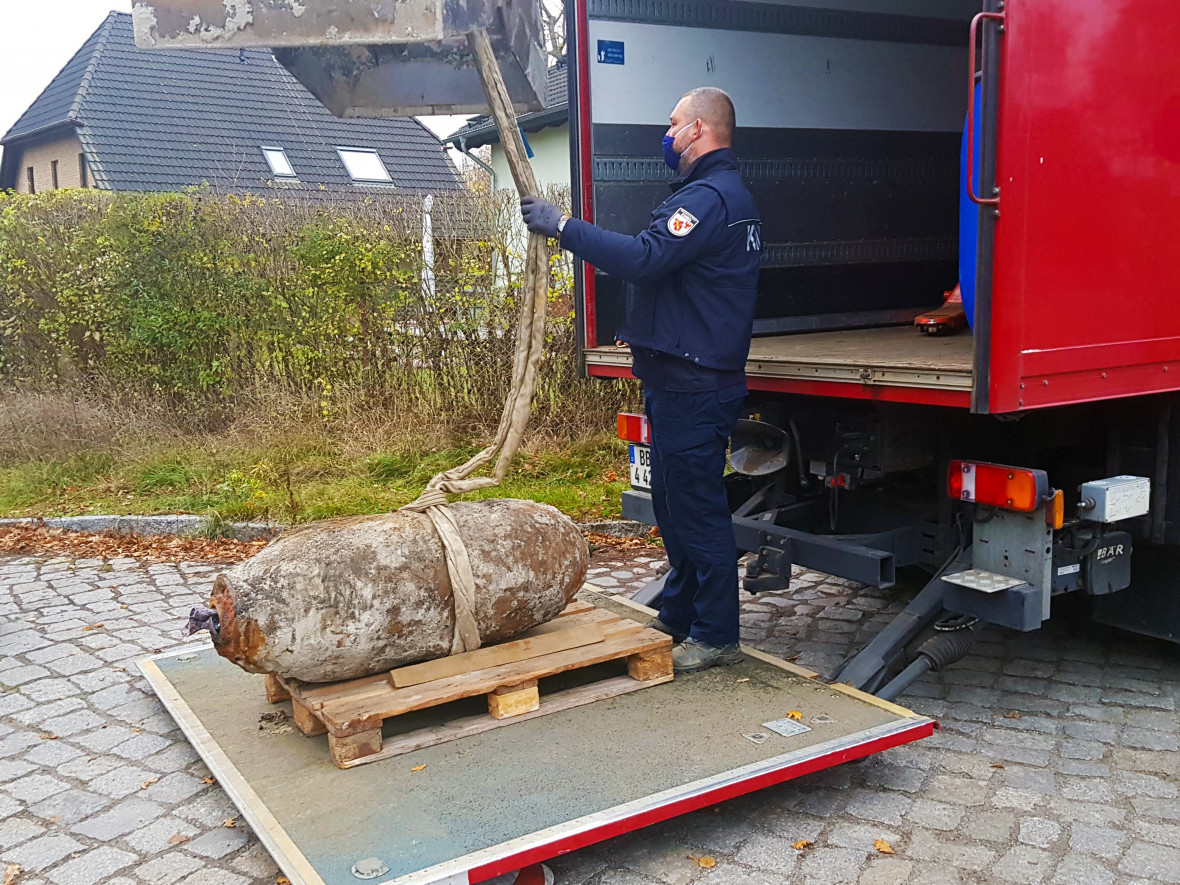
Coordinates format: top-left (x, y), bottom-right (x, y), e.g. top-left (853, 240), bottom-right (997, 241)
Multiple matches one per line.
top-left (683, 87), bottom-right (736, 142)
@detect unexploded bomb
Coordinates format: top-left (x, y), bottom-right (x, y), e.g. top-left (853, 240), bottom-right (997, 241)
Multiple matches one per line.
top-left (186, 499), bottom-right (589, 682)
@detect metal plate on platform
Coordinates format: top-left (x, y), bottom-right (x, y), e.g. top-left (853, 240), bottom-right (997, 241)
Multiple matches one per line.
top-left (139, 591), bottom-right (933, 885)
top-left (762, 718), bottom-right (813, 738)
top-left (942, 569), bottom-right (1027, 594)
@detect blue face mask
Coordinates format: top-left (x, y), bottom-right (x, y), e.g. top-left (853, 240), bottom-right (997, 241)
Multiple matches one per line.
top-left (662, 121), bottom-right (696, 171)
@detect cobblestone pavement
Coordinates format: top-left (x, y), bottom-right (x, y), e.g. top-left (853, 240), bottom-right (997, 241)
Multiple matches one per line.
top-left (2, 547), bottom-right (1179, 885)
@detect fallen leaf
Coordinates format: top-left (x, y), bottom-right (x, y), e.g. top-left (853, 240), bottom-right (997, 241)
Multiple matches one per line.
top-left (0, 525), bottom-right (269, 564)
top-left (201, 776), bottom-right (217, 785)
top-left (4, 862), bottom-right (21, 885)
top-left (223, 818), bottom-right (238, 828)
top-left (167, 834), bottom-right (190, 845)
top-left (39, 733), bottom-right (58, 741)
top-left (787, 710), bottom-right (803, 721)
top-left (792, 840), bottom-right (814, 851)
top-left (131, 728), bottom-right (143, 733)
top-left (1003, 711), bottom-right (1022, 720)
top-left (736, 677), bottom-right (750, 683)
top-left (874, 839), bottom-right (895, 855)
top-left (276, 878), bottom-right (291, 885)
top-left (410, 764), bottom-right (427, 772)
top-left (693, 856), bottom-right (716, 869)
top-left (990, 763), bottom-right (1005, 769)
top-left (140, 778), bottom-right (158, 789)
top-left (82, 624), bottom-right (104, 631)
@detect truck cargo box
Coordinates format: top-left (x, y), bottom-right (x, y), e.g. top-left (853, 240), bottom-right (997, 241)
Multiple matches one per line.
top-left (572, 0), bottom-right (1180, 415)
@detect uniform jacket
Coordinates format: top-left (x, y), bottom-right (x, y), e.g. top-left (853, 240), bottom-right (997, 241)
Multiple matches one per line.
top-left (560, 148), bottom-right (762, 373)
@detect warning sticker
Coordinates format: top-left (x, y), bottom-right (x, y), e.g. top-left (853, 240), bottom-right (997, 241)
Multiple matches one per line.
top-left (667, 207), bottom-right (700, 237)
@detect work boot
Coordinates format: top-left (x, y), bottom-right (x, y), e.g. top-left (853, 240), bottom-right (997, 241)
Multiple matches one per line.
top-left (673, 637), bottom-right (744, 673)
top-left (645, 617), bottom-right (688, 644)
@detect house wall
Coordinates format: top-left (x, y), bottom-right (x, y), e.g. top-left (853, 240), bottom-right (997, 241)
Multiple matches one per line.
top-left (490, 125), bottom-right (570, 194)
top-left (11, 133), bottom-right (90, 194)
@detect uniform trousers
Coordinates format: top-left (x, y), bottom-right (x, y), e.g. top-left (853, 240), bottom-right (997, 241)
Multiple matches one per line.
top-left (643, 387), bottom-right (745, 647)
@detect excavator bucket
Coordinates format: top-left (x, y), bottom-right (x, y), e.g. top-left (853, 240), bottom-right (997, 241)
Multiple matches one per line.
top-left (131, 0), bottom-right (548, 116)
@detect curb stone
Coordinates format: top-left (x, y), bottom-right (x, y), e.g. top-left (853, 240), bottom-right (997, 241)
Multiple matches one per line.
top-left (0, 515), bottom-right (279, 542)
top-left (0, 515), bottom-right (652, 543)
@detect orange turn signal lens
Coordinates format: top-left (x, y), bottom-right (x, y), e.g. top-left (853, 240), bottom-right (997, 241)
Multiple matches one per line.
top-left (1047, 489), bottom-right (1065, 529)
top-left (616, 413), bottom-right (650, 445)
top-left (947, 460), bottom-right (1050, 513)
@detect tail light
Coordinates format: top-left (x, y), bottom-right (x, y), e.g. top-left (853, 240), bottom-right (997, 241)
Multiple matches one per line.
top-left (616, 413), bottom-right (650, 445)
top-left (948, 460), bottom-right (1049, 513)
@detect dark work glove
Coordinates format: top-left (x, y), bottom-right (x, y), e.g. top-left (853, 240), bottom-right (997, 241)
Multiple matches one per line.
top-left (520, 196), bottom-right (564, 238)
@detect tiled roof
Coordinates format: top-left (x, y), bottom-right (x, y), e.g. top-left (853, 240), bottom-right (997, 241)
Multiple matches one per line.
top-left (446, 60), bottom-right (568, 147)
top-left (542, 60), bottom-right (569, 109)
top-left (2, 12), bottom-right (460, 195)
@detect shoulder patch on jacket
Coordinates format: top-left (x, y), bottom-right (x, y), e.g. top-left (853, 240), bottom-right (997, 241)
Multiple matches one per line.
top-left (667, 207), bottom-right (700, 237)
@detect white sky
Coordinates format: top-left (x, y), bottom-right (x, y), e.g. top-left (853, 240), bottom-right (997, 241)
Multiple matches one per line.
top-left (0, 1), bottom-right (470, 168)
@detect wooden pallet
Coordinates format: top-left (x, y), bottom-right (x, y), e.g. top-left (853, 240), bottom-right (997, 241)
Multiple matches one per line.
top-left (263, 600), bottom-right (674, 768)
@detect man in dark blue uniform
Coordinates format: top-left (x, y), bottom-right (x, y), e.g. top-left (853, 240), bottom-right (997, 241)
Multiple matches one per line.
top-left (521, 87), bottom-right (762, 672)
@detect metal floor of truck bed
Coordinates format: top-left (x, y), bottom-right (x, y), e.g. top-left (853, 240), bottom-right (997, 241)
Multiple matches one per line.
top-left (140, 591), bottom-right (934, 885)
top-left (586, 326), bottom-right (974, 393)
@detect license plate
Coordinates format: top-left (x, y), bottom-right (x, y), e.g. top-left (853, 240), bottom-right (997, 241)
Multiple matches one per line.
top-left (628, 444), bottom-right (651, 491)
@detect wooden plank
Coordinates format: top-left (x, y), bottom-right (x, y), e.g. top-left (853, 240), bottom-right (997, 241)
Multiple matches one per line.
top-left (555, 600), bottom-right (596, 617)
top-left (322, 630), bottom-right (672, 731)
top-left (520, 607), bottom-right (630, 636)
top-left (335, 673), bottom-right (674, 768)
top-left (826, 681), bottom-right (926, 720)
top-left (390, 623), bottom-right (606, 688)
top-left (307, 614), bottom-right (643, 715)
top-left (294, 602), bottom-right (597, 705)
top-left (295, 672), bottom-right (390, 704)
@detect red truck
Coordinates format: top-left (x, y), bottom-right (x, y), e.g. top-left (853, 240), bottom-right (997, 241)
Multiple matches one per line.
top-left (570, 0), bottom-right (1180, 695)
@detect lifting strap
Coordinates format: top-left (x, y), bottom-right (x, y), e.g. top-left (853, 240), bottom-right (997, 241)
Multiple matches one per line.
top-left (400, 29), bottom-right (550, 655)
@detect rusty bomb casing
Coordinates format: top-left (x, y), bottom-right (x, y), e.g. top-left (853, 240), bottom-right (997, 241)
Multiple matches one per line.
top-left (208, 499), bottom-right (588, 682)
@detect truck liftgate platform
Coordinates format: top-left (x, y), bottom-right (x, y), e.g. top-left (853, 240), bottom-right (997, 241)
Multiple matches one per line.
top-left (140, 591), bottom-right (933, 885)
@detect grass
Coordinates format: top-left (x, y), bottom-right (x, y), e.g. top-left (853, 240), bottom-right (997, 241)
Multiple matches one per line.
top-left (0, 432), bottom-right (633, 525)
top-left (0, 382), bottom-right (640, 525)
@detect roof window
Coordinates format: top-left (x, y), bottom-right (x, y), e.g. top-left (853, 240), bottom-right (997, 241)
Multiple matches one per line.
top-left (337, 148), bottom-right (392, 184)
top-left (261, 147), bottom-right (296, 178)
